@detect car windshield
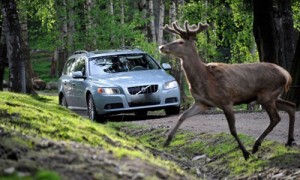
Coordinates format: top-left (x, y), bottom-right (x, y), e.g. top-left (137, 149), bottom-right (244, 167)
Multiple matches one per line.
top-left (89, 54), bottom-right (161, 75)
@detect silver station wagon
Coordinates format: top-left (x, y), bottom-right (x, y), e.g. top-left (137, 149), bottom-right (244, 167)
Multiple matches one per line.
top-left (58, 48), bottom-right (180, 122)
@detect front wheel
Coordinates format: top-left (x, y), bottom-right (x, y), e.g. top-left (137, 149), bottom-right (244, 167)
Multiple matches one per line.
top-left (87, 94), bottom-right (104, 122)
top-left (165, 106), bottom-right (180, 116)
top-left (60, 94), bottom-right (68, 108)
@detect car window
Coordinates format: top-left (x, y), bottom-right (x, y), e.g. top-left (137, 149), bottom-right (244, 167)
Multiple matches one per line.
top-left (62, 58), bottom-right (75, 75)
top-left (89, 54), bottom-right (160, 75)
top-left (73, 57), bottom-right (86, 76)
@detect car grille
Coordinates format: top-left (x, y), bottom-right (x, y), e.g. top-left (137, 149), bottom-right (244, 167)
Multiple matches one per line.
top-left (127, 85), bottom-right (158, 95)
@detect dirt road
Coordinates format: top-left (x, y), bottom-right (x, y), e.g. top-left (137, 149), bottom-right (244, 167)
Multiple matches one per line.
top-left (125, 111), bottom-right (300, 145)
top-left (76, 109), bottom-right (300, 144)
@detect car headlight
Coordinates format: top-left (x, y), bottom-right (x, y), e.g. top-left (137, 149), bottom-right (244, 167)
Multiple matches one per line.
top-left (164, 80), bottom-right (178, 90)
top-left (97, 87), bottom-right (120, 94)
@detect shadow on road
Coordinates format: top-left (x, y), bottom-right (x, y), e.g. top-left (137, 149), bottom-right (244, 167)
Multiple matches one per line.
top-left (105, 114), bottom-right (166, 122)
top-left (73, 110), bottom-right (166, 122)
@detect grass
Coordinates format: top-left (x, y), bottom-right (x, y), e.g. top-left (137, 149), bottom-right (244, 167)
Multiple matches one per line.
top-left (31, 51), bottom-right (58, 83)
top-left (0, 91), bottom-right (189, 179)
top-left (109, 122), bottom-right (300, 178)
top-left (1, 92), bottom-right (299, 179)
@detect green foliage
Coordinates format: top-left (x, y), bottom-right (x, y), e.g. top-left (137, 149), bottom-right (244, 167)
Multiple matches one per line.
top-left (292, 0), bottom-right (300, 30)
top-left (181, 0), bottom-right (258, 63)
top-left (31, 51), bottom-right (58, 82)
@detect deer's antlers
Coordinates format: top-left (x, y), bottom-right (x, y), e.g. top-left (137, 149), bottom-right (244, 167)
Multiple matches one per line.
top-left (163, 20), bottom-right (209, 40)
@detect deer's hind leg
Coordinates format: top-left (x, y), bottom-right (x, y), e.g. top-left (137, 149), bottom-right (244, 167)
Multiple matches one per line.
top-left (163, 103), bottom-right (208, 147)
top-left (276, 99), bottom-right (296, 146)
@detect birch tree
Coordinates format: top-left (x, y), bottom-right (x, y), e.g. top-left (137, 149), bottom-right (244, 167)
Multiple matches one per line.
top-left (157, 0), bottom-right (164, 46)
top-left (19, 2), bottom-right (35, 94)
top-left (149, 0), bottom-right (156, 43)
top-left (120, 0), bottom-right (125, 47)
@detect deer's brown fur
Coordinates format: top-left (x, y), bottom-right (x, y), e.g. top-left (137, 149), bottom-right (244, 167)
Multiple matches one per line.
top-left (159, 21), bottom-right (296, 160)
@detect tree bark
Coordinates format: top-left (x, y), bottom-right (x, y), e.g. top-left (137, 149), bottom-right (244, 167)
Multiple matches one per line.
top-left (55, 0), bottom-right (68, 76)
top-left (2, 0), bottom-right (26, 93)
top-left (168, 1), bottom-right (189, 110)
top-left (67, 0), bottom-right (75, 53)
top-left (120, 0), bottom-right (125, 47)
top-left (149, 0), bottom-right (156, 43)
top-left (253, 0), bottom-right (296, 71)
top-left (19, 8), bottom-right (35, 94)
top-left (157, 0), bottom-right (164, 46)
top-left (285, 33), bottom-right (300, 108)
top-left (0, 13), bottom-right (6, 91)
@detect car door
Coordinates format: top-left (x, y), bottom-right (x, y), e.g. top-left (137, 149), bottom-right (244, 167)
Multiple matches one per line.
top-left (61, 58), bottom-right (76, 107)
top-left (71, 57), bottom-right (87, 109)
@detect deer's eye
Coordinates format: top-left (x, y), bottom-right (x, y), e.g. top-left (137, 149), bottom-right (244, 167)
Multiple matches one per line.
top-left (178, 41), bottom-right (184, 45)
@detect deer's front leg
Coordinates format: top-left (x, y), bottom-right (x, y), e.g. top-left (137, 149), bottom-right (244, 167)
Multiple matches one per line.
top-left (163, 103), bottom-right (208, 147)
top-left (222, 105), bottom-right (250, 160)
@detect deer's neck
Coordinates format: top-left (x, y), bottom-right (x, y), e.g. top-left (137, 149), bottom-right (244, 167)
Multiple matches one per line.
top-left (181, 48), bottom-right (208, 83)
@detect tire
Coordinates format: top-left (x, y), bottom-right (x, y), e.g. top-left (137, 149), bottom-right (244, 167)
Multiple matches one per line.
top-left (165, 106), bottom-right (180, 116)
top-left (87, 94), bottom-right (103, 122)
top-left (60, 95), bottom-right (68, 108)
top-left (134, 110), bottom-right (148, 117)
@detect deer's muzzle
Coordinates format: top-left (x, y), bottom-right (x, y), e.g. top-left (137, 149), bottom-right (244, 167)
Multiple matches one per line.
top-left (159, 45), bottom-right (169, 54)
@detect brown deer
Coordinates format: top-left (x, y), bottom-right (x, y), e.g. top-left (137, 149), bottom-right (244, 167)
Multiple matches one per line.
top-left (159, 21), bottom-right (296, 160)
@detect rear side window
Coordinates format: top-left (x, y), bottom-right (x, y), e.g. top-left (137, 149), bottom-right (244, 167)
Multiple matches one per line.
top-left (62, 57), bottom-right (86, 76)
top-left (62, 58), bottom-right (75, 75)
top-left (73, 57), bottom-right (86, 76)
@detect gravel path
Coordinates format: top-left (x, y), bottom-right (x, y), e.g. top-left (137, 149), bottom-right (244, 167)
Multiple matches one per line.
top-left (128, 111), bottom-right (300, 144)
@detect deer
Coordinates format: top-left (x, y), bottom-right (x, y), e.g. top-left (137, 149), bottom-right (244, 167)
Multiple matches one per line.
top-left (159, 21), bottom-right (296, 160)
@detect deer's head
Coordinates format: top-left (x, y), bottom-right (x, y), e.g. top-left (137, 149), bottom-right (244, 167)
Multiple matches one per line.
top-left (159, 21), bottom-right (209, 59)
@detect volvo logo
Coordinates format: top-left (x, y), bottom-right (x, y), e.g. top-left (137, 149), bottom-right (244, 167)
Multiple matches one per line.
top-left (135, 85), bottom-right (151, 95)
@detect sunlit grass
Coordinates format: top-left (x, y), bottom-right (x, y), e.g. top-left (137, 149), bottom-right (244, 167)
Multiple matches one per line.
top-left (112, 122), bottom-right (300, 178)
top-left (0, 91), bottom-right (189, 178)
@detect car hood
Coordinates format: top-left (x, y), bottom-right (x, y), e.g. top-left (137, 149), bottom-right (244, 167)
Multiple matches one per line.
top-left (89, 70), bottom-right (174, 87)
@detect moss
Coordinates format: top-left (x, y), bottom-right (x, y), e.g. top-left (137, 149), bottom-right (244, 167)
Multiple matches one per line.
top-left (0, 91), bottom-right (190, 179)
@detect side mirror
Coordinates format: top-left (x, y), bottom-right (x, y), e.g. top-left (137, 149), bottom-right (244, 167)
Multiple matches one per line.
top-left (72, 71), bottom-right (84, 78)
top-left (162, 63), bottom-right (171, 70)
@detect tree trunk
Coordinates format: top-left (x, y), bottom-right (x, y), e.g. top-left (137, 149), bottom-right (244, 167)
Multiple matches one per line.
top-left (285, 33), bottom-right (300, 108)
top-left (85, 0), bottom-right (95, 49)
top-left (2, 0), bottom-right (26, 93)
top-left (157, 0), bottom-right (164, 46)
top-left (253, 0), bottom-right (296, 71)
top-left (168, 1), bottom-right (189, 110)
top-left (138, 0), bottom-right (147, 35)
top-left (19, 9), bottom-right (35, 94)
top-left (110, 0), bottom-right (115, 45)
top-left (0, 14), bottom-right (6, 91)
top-left (149, 0), bottom-right (156, 43)
top-left (67, 0), bottom-right (75, 53)
top-left (120, 0), bottom-right (125, 47)
top-left (55, 0), bottom-right (68, 76)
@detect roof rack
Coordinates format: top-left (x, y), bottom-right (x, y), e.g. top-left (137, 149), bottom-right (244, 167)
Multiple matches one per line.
top-left (73, 50), bottom-right (89, 56)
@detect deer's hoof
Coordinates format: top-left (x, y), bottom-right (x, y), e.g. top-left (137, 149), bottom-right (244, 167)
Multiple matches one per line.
top-left (163, 137), bottom-right (172, 147)
top-left (163, 140), bottom-right (170, 147)
top-left (252, 142), bottom-right (261, 154)
top-left (243, 151), bottom-right (250, 161)
top-left (286, 139), bottom-right (297, 147)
